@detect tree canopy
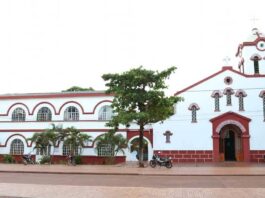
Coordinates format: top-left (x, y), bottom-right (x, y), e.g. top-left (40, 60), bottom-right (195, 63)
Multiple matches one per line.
top-left (62, 86), bottom-right (94, 92)
top-left (102, 66), bottom-right (182, 167)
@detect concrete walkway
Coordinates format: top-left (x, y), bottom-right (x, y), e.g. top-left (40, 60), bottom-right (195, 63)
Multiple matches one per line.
top-left (1, 162), bottom-right (265, 176)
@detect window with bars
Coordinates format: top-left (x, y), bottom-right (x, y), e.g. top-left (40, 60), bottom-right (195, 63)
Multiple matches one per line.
top-left (254, 56), bottom-right (260, 74)
top-left (12, 108), bottom-right (26, 121)
top-left (223, 88), bottom-right (234, 106)
top-left (238, 93), bottom-right (244, 111)
top-left (97, 144), bottom-right (114, 156)
top-left (37, 107), bottom-right (52, 121)
top-left (188, 103), bottom-right (199, 123)
top-left (214, 93), bottom-right (220, 111)
top-left (235, 90), bottom-right (247, 111)
top-left (62, 144), bottom-right (79, 156)
top-left (10, 139), bottom-right (24, 155)
top-left (64, 106), bottom-right (79, 121)
top-left (226, 91), bottom-right (232, 106)
top-left (191, 106), bottom-right (197, 123)
top-left (98, 105), bottom-right (113, 120)
top-left (36, 145), bottom-right (51, 155)
top-left (211, 91), bottom-right (222, 112)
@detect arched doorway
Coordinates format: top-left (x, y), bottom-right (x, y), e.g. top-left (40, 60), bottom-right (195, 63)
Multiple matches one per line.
top-left (130, 138), bottom-right (148, 161)
top-left (210, 112), bottom-right (251, 162)
top-left (219, 125), bottom-right (242, 161)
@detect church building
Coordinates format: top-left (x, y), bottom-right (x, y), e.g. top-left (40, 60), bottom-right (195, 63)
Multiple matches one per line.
top-left (153, 28), bottom-right (265, 163)
top-left (0, 28), bottom-right (264, 163)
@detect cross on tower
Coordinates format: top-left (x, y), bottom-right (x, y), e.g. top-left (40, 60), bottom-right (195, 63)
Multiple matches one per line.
top-left (223, 56), bottom-right (231, 65)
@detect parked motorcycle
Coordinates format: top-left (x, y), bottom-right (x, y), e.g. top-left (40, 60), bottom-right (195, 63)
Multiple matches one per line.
top-left (149, 154), bottom-right (173, 168)
top-left (22, 154), bottom-right (35, 165)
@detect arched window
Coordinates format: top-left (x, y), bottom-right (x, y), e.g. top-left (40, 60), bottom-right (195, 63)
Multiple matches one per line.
top-left (235, 90), bottom-right (247, 111)
top-left (62, 143), bottom-right (79, 156)
top-left (12, 108), bottom-right (26, 121)
top-left (211, 91), bottom-right (222, 112)
top-left (64, 106), bottom-right (79, 121)
top-left (251, 54), bottom-right (261, 74)
top-left (188, 103), bottom-right (200, 123)
top-left (10, 139), bottom-right (24, 155)
top-left (223, 88), bottom-right (234, 106)
top-left (37, 107), bottom-right (52, 121)
top-left (253, 56), bottom-right (260, 74)
top-left (98, 105), bottom-right (113, 120)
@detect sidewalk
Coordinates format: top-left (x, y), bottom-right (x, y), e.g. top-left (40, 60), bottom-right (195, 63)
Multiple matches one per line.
top-left (1, 162), bottom-right (265, 176)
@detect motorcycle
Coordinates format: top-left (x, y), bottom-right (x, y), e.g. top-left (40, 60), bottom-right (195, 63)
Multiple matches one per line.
top-left (22, 154), bottom-right (35, 165)
top-left (149, 154), bottom-right (173, 168)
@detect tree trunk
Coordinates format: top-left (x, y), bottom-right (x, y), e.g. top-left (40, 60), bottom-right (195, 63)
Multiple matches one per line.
top-left (138, 125), bottom-right (145, 167)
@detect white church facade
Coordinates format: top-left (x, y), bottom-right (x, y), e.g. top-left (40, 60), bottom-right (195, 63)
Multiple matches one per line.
top-left (0, 28), bottom-right (264, 163)
top-left (153, 28), bottom-right (265, 163)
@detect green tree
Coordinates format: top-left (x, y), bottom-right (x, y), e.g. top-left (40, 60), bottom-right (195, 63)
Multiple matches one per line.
top-left (95, 130), bottom-right (128, 157)
top-left (102, 66), bottom-right (182, 167)
top-left (28, 124), bottom-right (62, 163)
top-left (62, 127), bottom-right (92, 157)
top-left (62, 86), bottom-right (94, 92)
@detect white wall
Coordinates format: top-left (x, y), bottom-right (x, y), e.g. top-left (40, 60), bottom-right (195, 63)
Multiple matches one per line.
top-left (153, 68), bottom-right (265, 151)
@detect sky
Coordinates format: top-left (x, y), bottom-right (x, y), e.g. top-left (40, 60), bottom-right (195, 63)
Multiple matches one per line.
top-left (0, 0), bottom-right (264, 95)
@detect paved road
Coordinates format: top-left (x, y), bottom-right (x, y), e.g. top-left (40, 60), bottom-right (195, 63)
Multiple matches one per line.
top-left (1, 173), bottom-right (265, 188)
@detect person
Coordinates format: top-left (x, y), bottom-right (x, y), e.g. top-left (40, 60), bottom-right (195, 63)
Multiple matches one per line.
top-left (67, 151), bottom-right (76, 165)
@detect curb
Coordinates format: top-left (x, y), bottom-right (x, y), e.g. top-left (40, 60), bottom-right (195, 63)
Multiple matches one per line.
top-left (1, 170), bottom-right (265, 177)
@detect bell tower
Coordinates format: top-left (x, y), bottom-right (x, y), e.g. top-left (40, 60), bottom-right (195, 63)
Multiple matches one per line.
top-left (236, 28), bottom-right (265, 75)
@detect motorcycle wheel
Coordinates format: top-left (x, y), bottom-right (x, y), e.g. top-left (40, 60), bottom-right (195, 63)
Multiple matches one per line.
top-left (166, 161), bottom-right (173, 169)
top-left (149, 160), bottom-right (156, 168)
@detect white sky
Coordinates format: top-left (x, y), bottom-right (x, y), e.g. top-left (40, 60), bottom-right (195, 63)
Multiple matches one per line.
top-left (0, 0), bottom-right (264, 95)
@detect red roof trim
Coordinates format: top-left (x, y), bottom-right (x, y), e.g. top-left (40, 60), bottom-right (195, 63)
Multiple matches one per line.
top-left (174, 67), bottom-right (265, 96)
top-left (0, 92), bottom-right (113, 100)
top-left (236, 37), bottom-right (265, 56)
top-left (0, 129), bottom-right (127, 133)
top-left (5, 103), bottom-right (31, 116)
top-left (210, 111), bottom-right (251, 122)
top-left (0, 100), bottom-right (113, 116)
top-left (31, 102), bottom-right (57, 115)
top-left (0, 134), bottom-right (32, 147)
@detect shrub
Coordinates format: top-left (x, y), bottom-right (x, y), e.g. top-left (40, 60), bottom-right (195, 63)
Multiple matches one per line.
top-left (39, 155), bottom-right (51, 164)
top-left (3, 155), bottom-right (15, 164)
top-left (74, 155), bottom-right (82, 165)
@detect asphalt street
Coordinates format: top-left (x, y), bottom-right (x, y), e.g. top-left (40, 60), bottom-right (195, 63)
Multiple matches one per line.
top-left (1, 173), bottom-right (265, 188)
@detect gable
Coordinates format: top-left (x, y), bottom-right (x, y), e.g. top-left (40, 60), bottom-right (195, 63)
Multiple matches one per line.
top-left (174, 67), bottom-right (265, 96)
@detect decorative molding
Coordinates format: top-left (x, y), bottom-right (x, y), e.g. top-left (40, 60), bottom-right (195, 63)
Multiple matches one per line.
top-left (223, 87), bottom-right (234, 95)
top-left (250, 54), bottom-right (262, 60)
top-left (0, 100), bottom-right (113, 118)
top-left (31, 102), bottom-right (57, 115)
top-left (216, 120), bottom-right (246, 133)
top-left (188, 103), bottom-right (200, 110)
top-left (0, 134), bottom-right (31, 148)
top-left (211, 90), bottom-right (223, 98)
top-left (235, 89), bottom-right (247, 97)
